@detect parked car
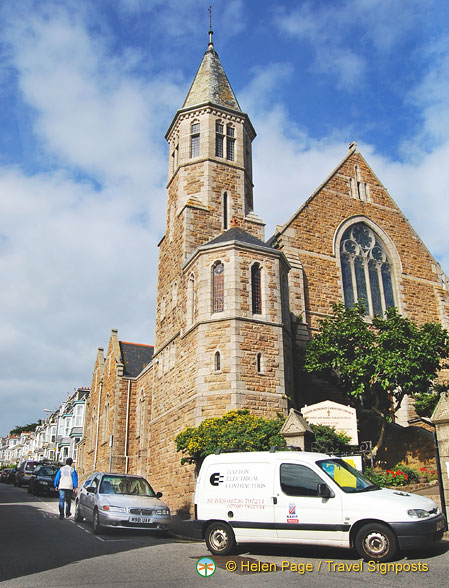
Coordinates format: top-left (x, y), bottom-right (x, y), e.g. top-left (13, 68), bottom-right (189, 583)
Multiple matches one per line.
top-left (7, 468), bottom-right (16, 485)
top-left (28, 463), bottom-right (60, 496)
top-left (75, 472), bottom-right (171, 534)
top-left (0, 468), bottom-right (10, 483)
top-left (15, 460), bottom-right (40, 487)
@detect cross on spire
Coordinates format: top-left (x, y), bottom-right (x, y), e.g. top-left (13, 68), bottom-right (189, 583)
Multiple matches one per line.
top-left (208, 5), bottom-right (214, 49)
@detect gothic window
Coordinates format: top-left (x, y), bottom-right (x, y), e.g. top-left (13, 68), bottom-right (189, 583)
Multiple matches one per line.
top-left (215, 122), bottom-right (235, 161)
top-left (212, 261), bottom-right (224, 313)
top-left (251, 263), bottom-right (262, 314)
top-left (256, 352), bottom-right (262, 373)
top-left (89, 409), bottom-right (96, 451)
top-left (187, 274), bottom-right (195, 325)
top-left (136, 390), bottom-right (145, 439)
top-left (214, 351), bottom-right (221, 372)
top-left (190, 122), bottom-right (200, 158)
top-left (215, 121), bottom-right (224, 157)
top-left (102, 401), bottom-right (110, 443)
top-left (226, 124), bottom-right (235, 161)
top-left (223, 192), bottom-right (228, 230)
top-left (340, 222), bottom-right (395, 317)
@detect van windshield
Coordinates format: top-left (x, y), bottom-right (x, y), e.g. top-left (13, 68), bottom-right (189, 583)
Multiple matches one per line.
top-left (317, 459), bottom-right (379, 493)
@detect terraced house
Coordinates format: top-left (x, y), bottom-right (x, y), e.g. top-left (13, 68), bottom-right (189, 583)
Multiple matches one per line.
top-left (77, 32), bottom-right (449, 513)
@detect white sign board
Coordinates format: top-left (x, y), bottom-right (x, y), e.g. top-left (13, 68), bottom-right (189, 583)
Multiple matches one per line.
top-left (302, 400), bottom-right (359, 445)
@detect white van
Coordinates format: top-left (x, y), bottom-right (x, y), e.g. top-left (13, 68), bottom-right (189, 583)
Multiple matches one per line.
top-left (194, 451), bottom-right (445, 562)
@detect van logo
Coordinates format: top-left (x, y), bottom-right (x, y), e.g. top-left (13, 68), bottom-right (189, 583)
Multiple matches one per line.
top-left (210, 473), bottom-right (224, 486)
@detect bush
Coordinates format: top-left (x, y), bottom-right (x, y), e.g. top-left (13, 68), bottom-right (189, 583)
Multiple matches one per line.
top-left (174, 409), bottom-right (286, 466)
top-left (308, 423), bottom-right (352, 454)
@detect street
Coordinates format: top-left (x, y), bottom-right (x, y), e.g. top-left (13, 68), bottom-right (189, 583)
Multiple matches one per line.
top-left (1, 482), bottom-right (449, 588)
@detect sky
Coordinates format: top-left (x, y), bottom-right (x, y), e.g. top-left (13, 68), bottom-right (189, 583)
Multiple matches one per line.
top-left (1, 0), bottom-right (449, 436)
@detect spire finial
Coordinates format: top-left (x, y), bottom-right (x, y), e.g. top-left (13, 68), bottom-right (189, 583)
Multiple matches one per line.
top-left (208, 5), bottom-right (214, 49)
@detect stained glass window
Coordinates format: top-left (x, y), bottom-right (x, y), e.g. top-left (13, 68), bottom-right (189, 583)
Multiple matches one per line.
top-left (340, 223), bottom-right (395, 316)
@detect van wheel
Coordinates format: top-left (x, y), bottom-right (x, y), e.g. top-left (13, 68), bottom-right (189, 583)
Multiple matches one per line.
top-left (205, 522), bottom-right (235, 556)
top-left (355, 523), bottom-right (397, 562)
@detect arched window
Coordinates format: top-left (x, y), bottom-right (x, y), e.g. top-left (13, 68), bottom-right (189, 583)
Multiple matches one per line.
top-left (187, 274), bottom-right (195, 325)
top-left (212, 262), bottom-right (224, 313)
top-left (340, 222), bottom-right (395, 316)
top-left (102, 401), bottom-right (110, 443)
top-left (251, 263), bottom-right (262, 314)
top-left (256, 352), bottom-right (262, 374)
top-left (190, 122), bottom-right (200, 158)
top-left (214, 351), bottom-right (221, 372)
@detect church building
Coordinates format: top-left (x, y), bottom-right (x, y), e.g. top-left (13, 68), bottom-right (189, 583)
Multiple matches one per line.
top-left (77, 32), bottom-right (449, 513)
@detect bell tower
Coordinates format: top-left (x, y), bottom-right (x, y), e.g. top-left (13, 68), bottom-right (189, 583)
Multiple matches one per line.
top-left (155, 30), bottom-right (265, 351)
top-left (148, 32), bottom-right (291, 508)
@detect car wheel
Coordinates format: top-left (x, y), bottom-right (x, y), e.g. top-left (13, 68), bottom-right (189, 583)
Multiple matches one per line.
top-left (355, 523), bottom-right (398, 562)
top-left (205, 522), bottom-right (235, 556)
top-left (92, 509), bottom-right (103, 534)
top-left (74, 501), bottom-right (83, 522)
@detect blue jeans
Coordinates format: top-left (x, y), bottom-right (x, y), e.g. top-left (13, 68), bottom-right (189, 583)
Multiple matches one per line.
top-left (58, 489), bottom-right (73, 517)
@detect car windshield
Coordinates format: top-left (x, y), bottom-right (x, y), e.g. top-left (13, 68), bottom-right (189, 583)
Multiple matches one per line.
top-left (39, 466), bottom-right (58, 476)
top-left (99, 476), bottom-right (156, 497)
top-left (317, 458), bottom-right (380, 493)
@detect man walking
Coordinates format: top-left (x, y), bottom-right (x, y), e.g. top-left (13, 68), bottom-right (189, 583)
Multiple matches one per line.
top-left (54, 457), bottom-right (78, 520)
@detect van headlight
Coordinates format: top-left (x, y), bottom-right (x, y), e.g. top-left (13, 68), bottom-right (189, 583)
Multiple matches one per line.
top-left (407, 509), bottom-right (431, 519)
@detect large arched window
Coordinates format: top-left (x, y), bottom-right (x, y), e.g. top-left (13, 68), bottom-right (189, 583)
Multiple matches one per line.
top-left (340, 223), bottom-right (395, 316)
top-left (212, 261), bottom-right (224, 313)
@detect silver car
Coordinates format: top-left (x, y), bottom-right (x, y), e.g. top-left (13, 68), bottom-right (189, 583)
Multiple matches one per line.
top-left (74, 472), bottom-right (171, 534)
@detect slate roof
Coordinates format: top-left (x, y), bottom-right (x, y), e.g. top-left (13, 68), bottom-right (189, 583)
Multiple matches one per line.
top-left (119, 341), bottom-right (154, 378)
top-left (206, 227), bottom-right (270, 249)
top-left (182, 45), bottom-right (241, 112)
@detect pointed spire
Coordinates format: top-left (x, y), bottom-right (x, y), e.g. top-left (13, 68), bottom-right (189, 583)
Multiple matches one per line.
top-left (182, 23), bottom-right (241, 112)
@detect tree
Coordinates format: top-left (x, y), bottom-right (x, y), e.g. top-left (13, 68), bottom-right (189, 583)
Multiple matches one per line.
top-left (9, 423), bottom-right (39, 436)
top-left (303, 302), bottom-right (449, 452)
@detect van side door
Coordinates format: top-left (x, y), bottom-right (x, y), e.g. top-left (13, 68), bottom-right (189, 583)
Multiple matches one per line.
top-left (274, 462), bottom-right (346, 544)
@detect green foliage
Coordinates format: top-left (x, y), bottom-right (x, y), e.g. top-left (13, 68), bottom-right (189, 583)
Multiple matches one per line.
top-left (175, 409), bottom-right (286, 466)
top-left (303, 302), bottom-right (449, 423)
top-left (413, 389), bottom-right (441, 417)
top-left (309, 423), bottom-right (352, 453)
top-left (9, 423), bottom-right (39, 435)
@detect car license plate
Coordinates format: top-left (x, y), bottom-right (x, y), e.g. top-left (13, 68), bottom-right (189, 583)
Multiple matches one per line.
top-left (129, 516), bottom-right (152, 524)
